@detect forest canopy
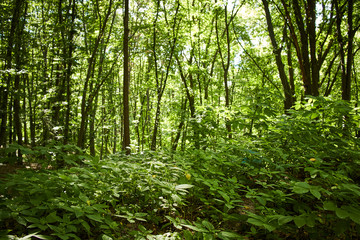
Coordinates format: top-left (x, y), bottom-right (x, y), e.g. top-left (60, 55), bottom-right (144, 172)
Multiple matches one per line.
top-left (0, 0), bottom-right (360, 239)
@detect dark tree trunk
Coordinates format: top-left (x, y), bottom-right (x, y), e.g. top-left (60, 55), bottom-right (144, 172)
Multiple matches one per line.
top-left (0, 0), bottom-right (25, 148)
top-left (122, 0), bottom-right (131, 154)
top-left (263, 0), bottom-right (294, 110)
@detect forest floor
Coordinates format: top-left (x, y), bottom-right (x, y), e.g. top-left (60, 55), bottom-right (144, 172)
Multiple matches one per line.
top-left (1, 145), bottom-right (360, 239)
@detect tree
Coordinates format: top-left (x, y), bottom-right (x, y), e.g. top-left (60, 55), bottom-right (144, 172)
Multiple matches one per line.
top-left (262, 0), bottom-right (295, 110)
top-left (123, 0), bottom-right (131, 154)
top-left (150, 0), bottom-right (180, 150)
top-left (77, 0), bottom-right (114, 149)
top-left (0, 0), bottom-right (27, 158)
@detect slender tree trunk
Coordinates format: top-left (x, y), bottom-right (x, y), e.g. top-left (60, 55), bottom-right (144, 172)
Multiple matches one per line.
top-left (77, 0), bottom-right (113, 149)
top-left (215, 5), bottom-right (232, 138)
top-left (0, 0), bottom-right (25, 148)
top-left (26, 74), bottom-right (35, 146)
top-left (150, 0), bottom-right (160, 151)
top-left (172, 98), bottom-right (187, 151)
top-left (13, 0), bottom-right (27, 162)
top-left (340, 0), bottom-right (354, 101)
top-left (150, 1), bottom-right (180, 150)
top-left (64, 0), bottom-right (76, 144)
top-left (262, 0), bottom-right (293, 110)
top-left (122, 0), bottom-right (131, 154)
top-left (308, 0), bottom-right (319, 96)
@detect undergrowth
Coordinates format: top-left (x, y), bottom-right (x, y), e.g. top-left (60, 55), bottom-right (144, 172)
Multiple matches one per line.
top-left (1, 97), bottom-right (360, 239)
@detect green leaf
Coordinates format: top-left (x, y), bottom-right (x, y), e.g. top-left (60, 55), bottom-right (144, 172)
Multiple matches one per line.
top-left (293, 182), bottom-right (310, 194)
top-left (218, 191), bottom-right (230, 203)
top-left (24, 216), bottom-right (39, 224)
top-left (263, 223), bottom-right (276, 232)
top-left (255, 196), bottom-right (266, 206)
top-left (294, 216), bottom-right (306, 228)
top-left (306, 215), bottom-right (316, 227)
top-left (171, 194), bottom-right (182, 203)
top-left (138, 224), bottom-right (147, 232)
top-left (278, 216), bottom-right (293, 225)
top-left (181, 224), bottom-right (207, 232)
top-left (183, 230), bottom-right (193, 240)
top-left (343, 205), bottom-right (360, 224)
top-left (218, 231), bottom-right (242, 239)
top-left (101, 234), bottom-right (113, 240)
top-left (323, 201), bottom-right (336, 211)
top-left (247, 218), bottom-right (264, 227)
top-left (87, 214), bottom-right (103, 222)
top-left (175, 184), bottom-right (194, 191)
top-left (17, 232), bottom-right (51, 240)
top-left (79, 193), bottom-right (89, 203)
top-left (335, 208), bottom-right (349, 219)
top-left (45, 211), bottom-right (61, 224)
top-left (310, 189), bottom-right (321, 199)
top-left (66, 224), bottom-right (77, 233)
top-left (16, 216), bottom-right (27, 226)
top-left (204, 233), bottom-right (215, 240)
top-left (341, 184), bottom-right (360, 197)
top-left (202, 220), bottom-right (214, 231)
top-left (48, 224), bottom-right (63, 233)
top-left (81, 220), bottom-right (91, 233)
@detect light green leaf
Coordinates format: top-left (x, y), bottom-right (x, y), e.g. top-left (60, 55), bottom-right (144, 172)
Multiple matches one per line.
top-left (181, 224), bottom-right (207, 232)
top-left (171, 194), bottom-right (182, 203)
top-left (17, 232), bottom-right (51, 240)
top-left (101, 234), bottom-right (113, 240)
top-left (175, 184), bottom-right (194, 191)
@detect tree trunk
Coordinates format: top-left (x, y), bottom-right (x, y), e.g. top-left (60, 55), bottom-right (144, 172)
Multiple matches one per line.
top-left (122, 0), bottom-right (131, 154)
top-left (1, 0), bottom-right (25, 148)
top-left (64, 0), bottom-right (76, 144)
top-left (215, 5), bottom-right (233, 138)
top-left (262, 0), bottom-right (293, 110)
top-left (77, 0), bottom-right (113, 149)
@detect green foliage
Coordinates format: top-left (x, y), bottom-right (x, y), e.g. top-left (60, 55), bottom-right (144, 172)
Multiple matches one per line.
top-left (1, 143), bottom-right (85, 168)
top-left (1, 98), bottom-right (360, 239)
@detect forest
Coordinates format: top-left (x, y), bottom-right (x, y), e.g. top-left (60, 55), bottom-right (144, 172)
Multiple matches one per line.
top-left (0, 0), bottom-right (360, 239)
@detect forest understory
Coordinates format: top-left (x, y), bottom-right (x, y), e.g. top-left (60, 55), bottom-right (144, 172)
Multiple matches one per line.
top-left (1, 0), bottom-right (360, 239)
top-left (1, 101), bottom-right (360, 239)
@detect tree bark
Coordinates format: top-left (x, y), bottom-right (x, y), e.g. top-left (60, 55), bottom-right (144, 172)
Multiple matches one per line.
top-left (122, 0), bottom-right (131, 154)
top-left (262, 0), bottom-right (293, 110)
top-left (0, 0), bottom-right (25, 148)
